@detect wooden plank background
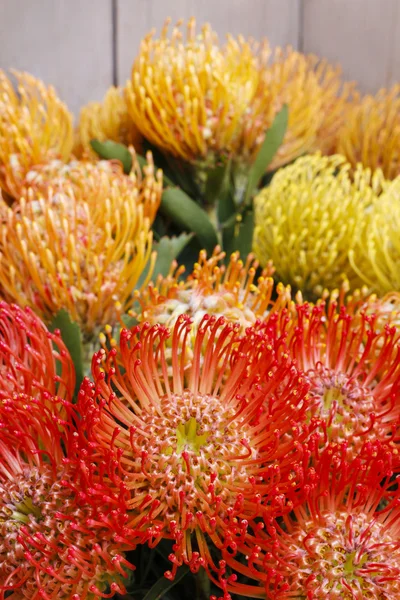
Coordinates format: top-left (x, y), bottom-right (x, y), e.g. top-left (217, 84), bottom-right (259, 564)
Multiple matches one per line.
top-left (0, 0), bottom-right (399, 115)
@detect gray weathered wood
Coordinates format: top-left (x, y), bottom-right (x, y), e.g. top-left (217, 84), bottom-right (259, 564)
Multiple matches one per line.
top-left (302, 0), bottom-right (400, 92)
top-left (0, 0), bottom-right (113, 115)
top-left (116, 0), bottom-right (300, 86)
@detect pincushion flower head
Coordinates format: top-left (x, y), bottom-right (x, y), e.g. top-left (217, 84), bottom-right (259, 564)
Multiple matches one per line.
top-left (0, 70), bottom-right (73, 200)
top-left (0, 154), bottom-right (162, 341)
top-left (132, 247), bottom-right (291, 333)
top-left (0, 391), bottom-right (133, 598)
top-left (336, 85), bottom-right (400, 180)
top-left (259, 299), bottom-right (400, 456)
top-left (253, 153), bottom-right (385, 298)
top-left (234, 441), bottom-right (400, 599)
top-left (125, 18), bottom-right (272, 172)
top-left (74, 86), bottom-right (142, 159)
top-left (78, 314), bottom-right (310, 584)
top-left (0, 301), bottom-right (75, 406)
top-left (349, 176), bottom-right (400, 295)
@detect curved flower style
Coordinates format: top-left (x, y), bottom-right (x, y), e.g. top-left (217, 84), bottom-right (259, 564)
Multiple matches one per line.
top-left (131, 247), bottom-right (290, 332)
top-left (0, 301), bottom-right (75, 405)
top-left (253, 154), bottom-right (385, 298)
top-left (259, 300), bottom-right (400, 456)
top-left (0, 155), bottom-right (162, 339)
top-left (78, 315), bottom-right (310, 583)
top-left (230, 441), bottom-right (400, 599)
top-left (349, 177), bottom-right (400, 295)
top-left (74, 86), bottom-right (142, 159)
top-left (311, 56), bottom-right (355, 155)
top-left (336, 85), bottom-right (400, 180)
top-left (0, 392), bottom-right (132, 598)
top-left (126, 17), bottom-right (275, 170)
top-left (0, 70), bottom-right (73, 200)
top-left (261, 48), bottom-right (327, 172)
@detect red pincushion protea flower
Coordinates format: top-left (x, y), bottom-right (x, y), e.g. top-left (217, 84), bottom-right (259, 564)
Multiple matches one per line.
top-left (78, 314), bottom-right (310, 588)
top-left (0, 392), bottom-right (132, 599)
top-left (0, 301), bottom-right (75, 404)
top-left (230, 441), bottom-right (400, 599)
top-left (260, 300), bottom-right (400, 456)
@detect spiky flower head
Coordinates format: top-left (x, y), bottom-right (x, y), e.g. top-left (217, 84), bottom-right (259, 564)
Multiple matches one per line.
top-left (258, 299), bottom-right (400, 456)
top-left (237, 441), bottom-right (400, 599)
top-left (253, 154), bottom-right (386, 298)
top-left (349, 176), bottom-right (400, 295)
top-left (0, 70), bottom-right (73, 200)
top-left (131, 247), bottom-right (290, 332)
top-left (78, 314), bottom-right (310, 581)
top-left (336, 85), bottom-right (400, 180)
top-left (259, 48), bottom-right (329, 172)
top-left (311, 56), bottom-right (355, 155)
top-left (126, 18), bottom-right (272, 168)
top-left (0, 155), bottom-right (162, 339)
top-left (0, 301), bottom-right (75, 406)
top-left (0, 390), bottom-right (133, 598)
top-left (74, 86), bottom-right (142, 159)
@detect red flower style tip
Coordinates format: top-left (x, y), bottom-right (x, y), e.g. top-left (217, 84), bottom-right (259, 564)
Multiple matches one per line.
top-left (0, 392), bottom-right (133, 599)
top-left (259, 300), bottom-right (400, 456)
top-left (0, 301), bottom-right (75, 404)
top-left (77, 314), bottom-right (311, 584)
top-left (231, 440), bottom-right (400, 599)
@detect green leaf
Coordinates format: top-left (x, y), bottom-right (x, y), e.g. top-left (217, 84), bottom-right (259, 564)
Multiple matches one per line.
top-left (142, 565), bottom-right (190, 600)
top-left (49, 309), bottom-right (84, 395)
top-left (224, 209), bottom-right (254, 259)
top-left (244, 104), bottom-right (288, 205)
top-left (90, 139), bottom-right (133, 174)
top-left (160, 187), bottom-right (219, 253)
top-left (152, 233), bottom-right (194, 279)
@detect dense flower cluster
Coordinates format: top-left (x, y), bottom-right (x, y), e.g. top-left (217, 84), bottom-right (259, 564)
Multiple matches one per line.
top-left (253, 153), bottom-right (391, 298)
top-left (0, 154), bottom-right (162, 340)
top-left (0, 13), bottom-right (400, 600)
top-left (0, 70), bottom-right (73, 200)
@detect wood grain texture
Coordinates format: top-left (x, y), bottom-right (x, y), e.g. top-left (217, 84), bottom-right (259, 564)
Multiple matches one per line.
top-left (302, 0), bottom-right (400, 93)
top-left (0, 0), bottom-right (113, 115)
top-left (116, 0), bottom-right (300, 86)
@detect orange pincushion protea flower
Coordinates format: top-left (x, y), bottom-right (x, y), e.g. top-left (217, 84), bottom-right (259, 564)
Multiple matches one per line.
top-left (0, 70), bottom-right (73, 200)
top-left (259, 300), bottom-right (400, 456)
top-left (0, 391), bottom-right (133, 599)
top-left (0, 155), bottom-right (162, 339)
top-left (260, 48), bottom-right (325, 172)
top-left (311, 56), bottom-right (355, 155)
top-left (336, 85), bottom-right (400, 180)
top-left (78, 315), bottom-right (310, 587)
top-left (74, 86), bottom-right (142, 159)
top-left (131, 247), bottom-right (290, 332)
top-left (232, 442), bottom-right (400, 599)
top-left (126, 18), bottom-right (272, 168)
top-left (0, 301), bottom-right (75, 406)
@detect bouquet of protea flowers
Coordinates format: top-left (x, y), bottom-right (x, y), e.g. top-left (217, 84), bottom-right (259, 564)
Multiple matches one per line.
top-left (1, 17), bottom-right (400, 600)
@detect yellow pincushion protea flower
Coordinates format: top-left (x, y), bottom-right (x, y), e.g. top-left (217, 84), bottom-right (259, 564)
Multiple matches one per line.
top-left (74, 86), bottom-right (142, 159)
top-left (336, 85), bottom-right (400, 180)
top-left (349, 176), bottom-right (400, 295)
top-left (0, 154), bottom-right (162, 339)
top-left (126, 17), bottom-right (270, 167)
top-left (253, 154), bottom-right (385, 298)
top-left (0, 70), bottom-right (73, 200)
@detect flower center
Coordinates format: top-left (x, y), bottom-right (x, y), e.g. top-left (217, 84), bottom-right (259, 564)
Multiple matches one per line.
top-left (307, 366), bottom-right (376, 450)
top-left (121, 390), bottom-right (256, 520)
top-left (288, 511), bottom-right (400, 598)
